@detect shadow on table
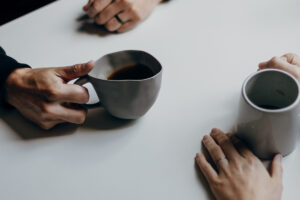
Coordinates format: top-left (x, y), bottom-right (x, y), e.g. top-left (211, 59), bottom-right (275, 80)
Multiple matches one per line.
top-left (82, 108), bottom-right (136, 130)
top-left (0, 107), bottom-right (78, 140)
top-left (77, 14), bottom-right (113, 37)
top-left (194, 145), bottom-right (216, 200)
top-left (0, 107), bottom-right (135, 140)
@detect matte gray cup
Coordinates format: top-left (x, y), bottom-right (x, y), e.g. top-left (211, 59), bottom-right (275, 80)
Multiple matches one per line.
top-left (75, 50), bottom-right (162, 119)
top-left (236, 69), bottom-right (300, 160)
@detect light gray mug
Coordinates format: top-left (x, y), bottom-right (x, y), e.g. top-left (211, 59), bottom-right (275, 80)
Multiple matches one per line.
top-left (236, 69), bottom-right (300, 159)
top-left (75, 50), bottom-right (162, 119)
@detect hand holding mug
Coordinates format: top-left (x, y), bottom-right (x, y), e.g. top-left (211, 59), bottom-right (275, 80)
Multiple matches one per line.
top-left (259, 53), bottom-right (300, 80)
top-left (83, 0), bottom-right (162, 32)
top-left (5, 62), bottom-right (94, 129)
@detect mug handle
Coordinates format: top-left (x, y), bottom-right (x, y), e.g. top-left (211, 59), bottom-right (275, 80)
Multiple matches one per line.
top-left (74, 75), bottom-right (102, 109)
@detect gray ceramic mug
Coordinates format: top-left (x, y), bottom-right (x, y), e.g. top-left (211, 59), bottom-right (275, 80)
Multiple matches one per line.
top-left (75, 50), bottom-right (162, 119)
top-left (236, 69), bottom-right (300, 159)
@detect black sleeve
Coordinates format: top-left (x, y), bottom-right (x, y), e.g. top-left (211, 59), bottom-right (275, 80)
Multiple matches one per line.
top-left (0, 47), bottom-right (30, 105)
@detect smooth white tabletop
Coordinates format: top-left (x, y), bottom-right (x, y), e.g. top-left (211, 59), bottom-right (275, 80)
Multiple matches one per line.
top-left (1, 0), bottom-right (300, 199)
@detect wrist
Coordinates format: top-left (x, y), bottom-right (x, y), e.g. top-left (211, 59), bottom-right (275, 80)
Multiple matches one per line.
top-left (5, 68), bottom-right (30, 106)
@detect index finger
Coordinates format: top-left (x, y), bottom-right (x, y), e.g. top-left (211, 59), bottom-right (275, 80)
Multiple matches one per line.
top-left (47, 84), bottom-right (89, 104)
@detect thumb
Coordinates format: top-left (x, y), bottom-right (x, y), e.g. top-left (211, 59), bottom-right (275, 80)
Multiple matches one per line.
top-left (55, 61), bottom-right (94, 81)
top-left (271, 154), bottom-right (283, 182)
top-left (281, 53), bottom-right (300, 67)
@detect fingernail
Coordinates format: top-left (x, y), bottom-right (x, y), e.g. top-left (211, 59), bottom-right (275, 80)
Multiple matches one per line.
top-left (202, 135), bottom-right (209, 141)
top-left (195, 153), bottom-right (200, 159)
top-left (211, 128), bottom-right (217, 133)
top-left (211, 128), bottom-right (220, 134)
top-left (276, 154), bottom-right (283, 162)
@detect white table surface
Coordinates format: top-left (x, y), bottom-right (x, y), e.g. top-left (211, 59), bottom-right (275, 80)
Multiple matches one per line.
top-left (1, 0), bottom-right (300, 199)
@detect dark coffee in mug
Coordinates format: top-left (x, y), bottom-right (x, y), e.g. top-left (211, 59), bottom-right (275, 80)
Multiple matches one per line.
top-left (107, 64), bottom-right (154, 80)
top-left (258, 105), bottom-right (281, 109)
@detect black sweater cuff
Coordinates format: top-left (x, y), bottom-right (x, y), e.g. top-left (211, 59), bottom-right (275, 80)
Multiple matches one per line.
top-left (0, 47), bottom-right (31, 105)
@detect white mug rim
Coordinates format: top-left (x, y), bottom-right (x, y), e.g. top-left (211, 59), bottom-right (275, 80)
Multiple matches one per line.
top-left (242, 69), bottom-right (300, 113)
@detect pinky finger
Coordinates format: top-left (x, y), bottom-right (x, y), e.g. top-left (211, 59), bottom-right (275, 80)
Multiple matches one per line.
top-left (195, 153), bottom-right (218, 183)
top-left (117, 21), bottom-right (137, 33)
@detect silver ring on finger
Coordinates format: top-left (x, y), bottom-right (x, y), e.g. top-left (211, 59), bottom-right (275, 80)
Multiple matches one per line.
top-left (115, 14), bottom-right (124, 25)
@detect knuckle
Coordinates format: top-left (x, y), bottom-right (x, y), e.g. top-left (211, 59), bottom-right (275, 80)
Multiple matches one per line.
top-left (96, 15), bottom-right (105, 24)
top-left (217, 136), bottom-right (227, 145)
top-left (128, 7), bottom-right (136, 15)
top-left (46, 89), bottom-right (59, 101)
top-left (39, 104), bottom-right (54, 118)
top-left (92, 2), bottom-right (99, 12)
top-left (231, 160), bottom-right (243, 172)
top-left (286, 53), bottom-right (298, 64)
top-left (71, 64), bottom-right (81, 75)
top-left (39, 102), bottom-right (50, 113)
top-left (269, 56), bottom-right (280, 66)
top-left (44, 84), bottom-right (62, 101)
top-left (211, 177), bottom-right (223, 187)
top-left (285, 53), bottom-right (296, 57)
top-left (40, 112), bottom-right (48, 120)
top-left (105, 23), bottom-right (114, 31)
top-left (211, 147), bottom-right (222, 157)
top-left (120, 0), bottom-right (132, 8)
top-left (130, 8), bottom-right (142, 21)
top-left (245, 157), bottom-right (255, 165)
top-left (135, 14), bottom-right (142, 21)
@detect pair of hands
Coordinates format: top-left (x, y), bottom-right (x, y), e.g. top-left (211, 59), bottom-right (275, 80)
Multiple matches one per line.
top-left (83, 0), bottom-right (162, 33)
top-left (195, 53), bottom-right (300, 200)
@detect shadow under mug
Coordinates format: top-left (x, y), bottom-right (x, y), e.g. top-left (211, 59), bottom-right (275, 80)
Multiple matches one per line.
top-left (236, 69), bottom-right (300, 160)
top-left (75, 50), bottom-right (162, 119)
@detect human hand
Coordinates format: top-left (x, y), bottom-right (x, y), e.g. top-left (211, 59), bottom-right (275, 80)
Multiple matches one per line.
top-left (195, 129), bottom-right (283, 200)
top-left (5, 62), bottom-right (94, 130)
top-left (83, 0), bottom-right (161, 32)
top-left (259, 53), bottom-right (300, 81)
